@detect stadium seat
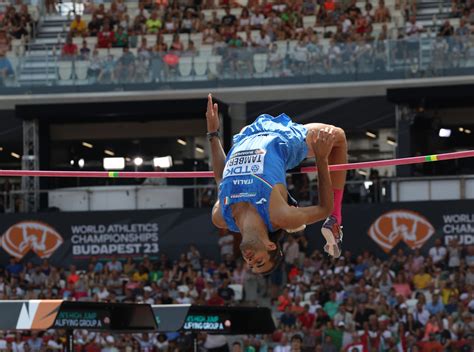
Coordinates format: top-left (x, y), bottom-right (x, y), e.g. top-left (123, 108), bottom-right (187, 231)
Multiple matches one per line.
top-left (199, 44), bottom-right (213, 57)
top-left (190, 33), bottom-right (203, 48)
top-left (145, 34), bottom-right (157, 47)
top-left (303, 16), bottom-right (316, 28)
top-left (74, 60), bottom-right (88, 80)
top-left (253, 53), bottom-right (268, 74)
top-left (178, 57), bottom-right (193, 77)
top-left (108, 48), bottom-right (123, 58)
top-left (58, 61), bottom-right (72, 80)
top-left (193, 56), bottom-right (207, 76)
top-left (208, 55), bottom-right (222, 76)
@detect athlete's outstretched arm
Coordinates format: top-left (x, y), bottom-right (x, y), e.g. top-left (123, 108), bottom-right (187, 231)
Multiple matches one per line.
top-left (275, 128), bottom-right (335, 229)
top-left (206, 94), bottom-right (226, 184)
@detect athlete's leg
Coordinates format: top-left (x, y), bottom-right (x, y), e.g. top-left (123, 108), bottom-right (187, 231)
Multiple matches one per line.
top-left (304, 123), bottom-right (347, 191)
top-left (304, 123), bottom-right (346, 258)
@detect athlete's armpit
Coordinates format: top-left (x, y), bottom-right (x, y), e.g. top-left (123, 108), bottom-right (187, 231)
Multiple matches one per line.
top-left (212, 201), bottom-right (227, 229)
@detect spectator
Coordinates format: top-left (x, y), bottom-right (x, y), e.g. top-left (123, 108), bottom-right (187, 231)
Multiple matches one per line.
top-left (70, 14), bottom-right (87, 37)
top-left (429, 239), bottom-right (447, 266)
top-left (88, 13), bottom-right (101, 37)
top-left (218, 230), bottom-right (235, 259)
top-left (79, 40), bottom-right (90, 60)
top-left (146, 11), bottom-right (162, 34)
top-left (439, 20), bottom-right (454, 37)
top-left (88, 49), bottom-right (102, 82)
top-left (62, 34), bottom-right (78, 58)
top-left (222, 6), bottom-right (237, 27)
top-left (374, 0), bottom-right (391, 23)
top-left (97, 23), bottom-right (115, 49)
top-left (0, 51), bottom-right (14, 85)
top-left (114, 26), bottom-right (128, 48)
top-left (413, 266), bottom-right (432, 290)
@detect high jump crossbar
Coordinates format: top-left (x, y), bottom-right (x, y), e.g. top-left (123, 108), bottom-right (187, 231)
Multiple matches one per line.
top-left (0, 150), bottom-right (472, 179)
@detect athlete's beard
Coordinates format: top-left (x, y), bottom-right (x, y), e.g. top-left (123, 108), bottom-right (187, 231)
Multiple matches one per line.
top-left (239, 235), bottom-right (267, 253)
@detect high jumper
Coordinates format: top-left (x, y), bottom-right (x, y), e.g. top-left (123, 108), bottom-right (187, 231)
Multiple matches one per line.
top-left (206, 94), bottom-right (348, 275)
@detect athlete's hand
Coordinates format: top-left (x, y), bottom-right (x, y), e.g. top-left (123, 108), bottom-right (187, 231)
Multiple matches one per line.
top-left (311, 127), bottom-right (335, 160)
top-left (206, 93), bottom-right (219, 133)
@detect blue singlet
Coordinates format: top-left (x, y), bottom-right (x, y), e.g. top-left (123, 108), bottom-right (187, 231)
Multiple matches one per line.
top-left (218, 113), bottom-right (308, 233)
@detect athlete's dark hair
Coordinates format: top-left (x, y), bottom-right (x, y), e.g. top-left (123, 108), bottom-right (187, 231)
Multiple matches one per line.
top-left (260, 229), bottom-right (286, 276)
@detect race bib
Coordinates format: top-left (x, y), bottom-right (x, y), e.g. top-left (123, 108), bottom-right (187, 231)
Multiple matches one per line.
top-left (223, 149), bottom-right (266, 178)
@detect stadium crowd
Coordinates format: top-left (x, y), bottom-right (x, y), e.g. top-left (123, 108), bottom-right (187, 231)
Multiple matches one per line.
top-left (0, 232), bottom-right (473, 351)
top-left (55, 0), bottom-right (474, 82)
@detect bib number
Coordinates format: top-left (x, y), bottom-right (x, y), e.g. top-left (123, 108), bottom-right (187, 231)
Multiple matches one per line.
top-left (223, 149), bottom-right (266, 178)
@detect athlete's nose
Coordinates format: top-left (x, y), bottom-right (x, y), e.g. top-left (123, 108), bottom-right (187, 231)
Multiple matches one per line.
top-left (242, 250), bottom-right (254, 260)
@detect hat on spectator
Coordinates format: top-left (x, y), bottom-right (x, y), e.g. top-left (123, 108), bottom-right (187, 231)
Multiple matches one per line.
top-left (338, 321), bottom-right (345, 327)
top-left (383, 331), bottom-right (392, 339)
top-left (144, 286), bottom-right (152, 292)
top-left (400, 303), bottom-right (408, 309)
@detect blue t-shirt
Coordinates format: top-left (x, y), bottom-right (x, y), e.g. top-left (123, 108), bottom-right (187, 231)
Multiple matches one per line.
top-left (218, 113), bottom-right (307, 233)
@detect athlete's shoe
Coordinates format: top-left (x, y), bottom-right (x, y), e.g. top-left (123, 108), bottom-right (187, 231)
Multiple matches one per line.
top-left (321, 215), bottom-right (343, 258)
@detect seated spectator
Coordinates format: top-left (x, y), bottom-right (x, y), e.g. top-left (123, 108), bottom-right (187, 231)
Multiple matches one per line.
top-left (70, 14), bottom-right (87, 37)
top-left (62, 35), bottom-right (78, 58)
top-left (170, 33), bottom-right (184, 52)
top-left (413, 266), bottom-right (432, 290)
top-left (0, 51), bottom-right (14, 85)
top-left (98, 54), bottom-right (115, 82)
top-left (163, 13), bottom-right (178, 33)
top-left (374, 0), bottom-right (391, 23)
top-left (79, 40), bottom-right (90, 60)
top-left (87, 13), bottom-right (101, 37)
top-left (181, 10), bottom-right (195, 33)
top-left (113, 26), bottom-right (128, 47)
top-left (222, 6), bottom-right (237, 27)
top-left (238, 7), bottom-right (251, 30)
top-left (202, 22), bottom-right (216, 44)
top-left (268, 42), bottom-right (284, 73)
top-left (182, 40), bottom-right (197, 57)
top-left (97, 23), bottom-right (115, 48)
top-left (146, 11), bottom-right (162, 34)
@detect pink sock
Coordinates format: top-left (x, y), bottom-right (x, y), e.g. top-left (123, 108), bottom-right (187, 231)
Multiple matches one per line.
top-left (332, 189), bottom-right (344, 224)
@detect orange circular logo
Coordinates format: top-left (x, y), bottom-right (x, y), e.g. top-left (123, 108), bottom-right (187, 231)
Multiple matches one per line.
top-left (368, 210), bottom-right (435, 253)
top-left (1, 221), bottom-right (64, 259)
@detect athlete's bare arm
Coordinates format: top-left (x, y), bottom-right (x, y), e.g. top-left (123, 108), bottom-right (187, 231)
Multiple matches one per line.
top-left (206, 94), bottom-right (228, 229)
top-left (272, 128), bottom-right (335, 230)
top-left (206, 94), bottom-right (226, 184)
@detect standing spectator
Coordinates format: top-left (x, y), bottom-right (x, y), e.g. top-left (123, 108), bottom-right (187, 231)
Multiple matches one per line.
top-left (283, 236), bottom-right (300, 267)
top-left (218, 230), bottom-right (235, 259)
top-left (405, 15), bottom-right (424, 61)
top-left (447, 238), bottom-right (461, 269)
top-left (429, 239), bottom-right (447, 266)
top-left (88, 49), bottom-right (102, 82)
top-left (70, 14), bottom-right (87, 37)
top-left (0, 51), bottom-right (14, 86)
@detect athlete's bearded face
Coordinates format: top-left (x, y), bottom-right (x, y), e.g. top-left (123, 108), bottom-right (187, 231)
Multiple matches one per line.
top-left (240, 237), bottom-right (273, 274)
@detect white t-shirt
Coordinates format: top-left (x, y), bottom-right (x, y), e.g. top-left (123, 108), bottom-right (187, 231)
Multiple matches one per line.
top-left (250, 13), bottom-right (265, 27)
top-left (405, 21), bottom-right (423, 40)
top-left (429, 246), bottom-right (447, 263)
top-left (218, 234), bottom-right (234, 256)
